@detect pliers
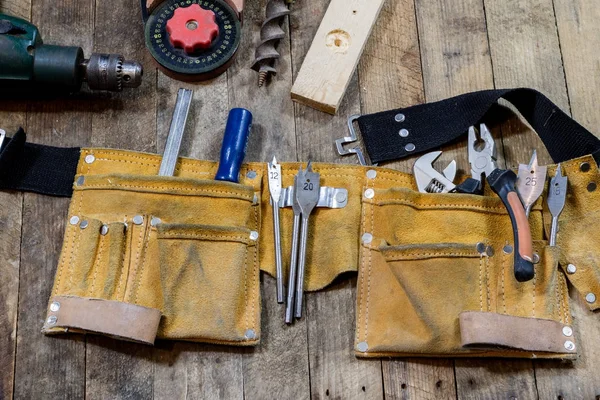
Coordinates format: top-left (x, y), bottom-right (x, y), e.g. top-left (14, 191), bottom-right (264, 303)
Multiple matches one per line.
top-left (463, 124), bottom-right (535, 282)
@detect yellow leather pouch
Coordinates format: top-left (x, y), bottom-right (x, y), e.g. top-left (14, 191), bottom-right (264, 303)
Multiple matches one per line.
top-left (354, 169), bottom-right (576, 359)
top-left (43, 149), bottom-right (262, 345)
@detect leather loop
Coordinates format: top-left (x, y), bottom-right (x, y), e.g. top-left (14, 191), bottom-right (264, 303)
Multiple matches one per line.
top-left (43, 295), bottom-right (161, 345)
top-left (459, 311), bottom-right (576, 354)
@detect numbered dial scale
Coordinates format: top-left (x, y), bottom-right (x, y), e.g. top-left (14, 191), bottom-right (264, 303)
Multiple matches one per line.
top-left (142, 0), bottom-right (242, 81)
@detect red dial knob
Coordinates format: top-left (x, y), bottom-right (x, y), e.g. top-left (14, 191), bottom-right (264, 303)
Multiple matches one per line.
top-left (166, 4), bottom-right (219, 54)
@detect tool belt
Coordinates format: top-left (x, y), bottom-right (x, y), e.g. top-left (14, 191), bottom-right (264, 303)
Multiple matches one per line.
top-left (2, 89), bottom-right (599, 358)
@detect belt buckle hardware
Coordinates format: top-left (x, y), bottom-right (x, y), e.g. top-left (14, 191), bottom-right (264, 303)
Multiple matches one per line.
top-left (334, 115), bottom-right (376, 166)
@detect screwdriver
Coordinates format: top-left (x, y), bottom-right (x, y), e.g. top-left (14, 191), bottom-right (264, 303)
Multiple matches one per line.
top-left (215, 108), bottom-right (253, 183)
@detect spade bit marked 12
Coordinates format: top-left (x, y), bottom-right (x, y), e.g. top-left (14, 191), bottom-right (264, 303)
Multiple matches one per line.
top-left (517, 150), bottom-right (547, 217)
top-left (268, 157), bottom-right (284, 304)
top-left (547, 164), bottom-right (568, 246)
top-left (285, 162), bottom-right (320, 323)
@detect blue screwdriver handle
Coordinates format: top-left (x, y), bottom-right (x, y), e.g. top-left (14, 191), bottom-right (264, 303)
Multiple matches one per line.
top-left (215, 108), bottom-right (252, 183)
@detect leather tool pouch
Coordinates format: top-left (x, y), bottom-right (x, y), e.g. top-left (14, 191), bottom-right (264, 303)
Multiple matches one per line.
top-left (42, 150), bottom-right (261, 345)
top-left (355, 175), bottom-right (575, 358)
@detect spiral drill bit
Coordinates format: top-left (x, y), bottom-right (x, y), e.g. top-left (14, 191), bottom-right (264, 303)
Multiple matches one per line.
top-left (251, 0), bottom-right (290, 87)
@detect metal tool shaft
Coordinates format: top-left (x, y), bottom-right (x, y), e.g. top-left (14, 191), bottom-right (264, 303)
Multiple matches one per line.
top-left (294, 216), bottom-right (310, 318)
top-left (550, 216), bottom-right (559, 246)
top-left (273, 203), bottom-right (284, 303)
top-left (158, 88), bottom-right (193, 176)
top-left (285, 213), bottom-right (301, 323)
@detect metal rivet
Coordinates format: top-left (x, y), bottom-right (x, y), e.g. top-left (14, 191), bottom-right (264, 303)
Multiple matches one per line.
top-left (47, 315), bottom-right (57, 325)
top-left (503, 245), bottom-right (513, 254)
top-left (76, 176), bottom-right (85, 186)
top-left (250, 231), bottom-right (259, 241)
top-left (587, 182), bottom-right (597, 192)
top-left (100, 225), bottom-right (109, 235)
top-left (562, 326), bottom-right (573, 337)
top-left (404, 143), bottom-right (416, 152)
top-left (485, 245), bottom-right (494, 257)
top-left (564, 340), bottom-right (576, 351)
top-left (246, 170), bottom-right (257, 179)
top-left (50, 302), bottom-right (60, 312)
top-left (362, 233), bottom-right (373, 244)
top-left (366, 169), bottom-right (377, 179)
top-left (150, 217), bottom-right (162, 227)
top-left (364, 188), bottom-right (375, 199)
top-left (399, 128), bottom-right (409, 138)
top-left (133, 215), bottom-right (144, 225)
top-left (335, 192), bottom-right (347, 203)
top-left (69, 216), bottom-right (80, 225)
top-left (476, 242), bottom-right (486, 254)
top-left (244, 329), bottom-right (256, 339)
top-left (357, 341), bottom-right (368, 352)
top-left (533, 253), bottom-right (540, 264)
top-left (253, 194), bottom-right (259, 205)
top-left (394, 113), bottom-right (405, 123)
top-left (566, 264), bottom-right (577, 274)
top-left (84, 154), bottom-right (95, 164)
top-left (79, 220), bottom-right (89, 229)
top-left (580, 162), bottom-right (591, 172)
top-left (586, 293), bottom-right (596, 303)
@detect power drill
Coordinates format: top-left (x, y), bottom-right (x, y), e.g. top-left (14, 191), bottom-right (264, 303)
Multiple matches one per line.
top-left (0, 14), bottom-right (143, 95)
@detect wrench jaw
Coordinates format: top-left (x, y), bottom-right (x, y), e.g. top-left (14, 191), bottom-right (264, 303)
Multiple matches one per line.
top-left (413, 151), bottom-right (457, 193)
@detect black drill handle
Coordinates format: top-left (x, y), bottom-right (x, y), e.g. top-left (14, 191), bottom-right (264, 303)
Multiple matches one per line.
top-left (487, 168), bottom-right (535, 282)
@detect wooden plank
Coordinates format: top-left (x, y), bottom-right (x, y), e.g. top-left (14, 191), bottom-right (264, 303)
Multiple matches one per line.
top-left (83, 1), bottom-right (157, 398)
top-left (0, 0), bottom-right (30, 19)
top-left (290, 0), bottom-right (385, 115)
top-left (152, 54), bottom-right (245, 400)
top-left (483, 0), bottom-right (568, 167)
top-left (13, 0), bottom-right (93, 397)
top-left (225, 0), bottom-right (311, 398)
top-left (357, 1), bottom-right (455, 398)
top-left (455, 359), bottom-right (537, 399)
top-left (291, 1), bottom-right (383, 399)
top-left (0, 3), bottom-right (30, 398)
top-left (534, 0), bottom-right (600, 396)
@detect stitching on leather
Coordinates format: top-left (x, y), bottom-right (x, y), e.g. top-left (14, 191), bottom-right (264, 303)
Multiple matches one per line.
top-left (81, 183), bottom-right (252, 198)
top-left (365, 180), bottom-right (375, 342)
top-left (383, 252), bottom-right (479, 260)
top-left (486, 256), bottom-right (491, 312)
top-left (370, 199), bottom-right (506, 212)
top-left (159, 232), bottom-right (249, 243)
top-left (250, 203), bottom-right (259, 332)
top-left (133, 225), bottom-right (152, 304)
top-left (356, 189), bottom-right (367, 343)
top-left (127, 220), bottom-right (146, 303)
top-left (243, 243), bottom-right (250, 332)
top-left (555, 269), bottom-right (563, 324)
top-left (502, 253), bottom-right (507, 314)
top-left (561, 275), bottom-right (569, 324)
top-left (479, 256), bottom-right (484, 311)
top-left (531, 264), bottom-right (537, 318)
top-left (90, 233), bottom-right (106, 295)
top-left (116, 215), bottom-right (130, 300)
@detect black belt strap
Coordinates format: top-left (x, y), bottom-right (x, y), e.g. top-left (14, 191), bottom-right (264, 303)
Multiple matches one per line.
top-left (0, 128), bottom-right (80, 197)
top-left (2, 88), bottom-right (599, 197)
top-left (357, 88), bottom-right (600, 164)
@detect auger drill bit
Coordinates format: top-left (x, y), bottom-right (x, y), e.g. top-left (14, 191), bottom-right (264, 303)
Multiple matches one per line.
top-left (251, 0), bottom-right (290, 87)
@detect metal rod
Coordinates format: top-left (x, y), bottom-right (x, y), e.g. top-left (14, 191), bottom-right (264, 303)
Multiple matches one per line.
top-left (158, 88), bottom-right (193, 176)
top-left (285, 213), bottom-right (301, 323)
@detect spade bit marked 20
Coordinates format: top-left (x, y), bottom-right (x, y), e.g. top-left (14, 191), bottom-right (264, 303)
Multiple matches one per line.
top-left (285, 162), bottom-right (320, 323)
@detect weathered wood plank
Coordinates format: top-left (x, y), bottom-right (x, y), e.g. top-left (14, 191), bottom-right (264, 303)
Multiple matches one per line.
top-left (13, 1), bottom-right (93, 397)
top-left (0, 0), bottom-right (30, 19)
top-left (484, 0), bottom-right (568, 167)
top-left (225, 0), bottom-right (310, 398)
top-left (291, 1), bottom-right (383, 399)
top-left (83, 1), bottom-right (157, 398)
top-left (534, 0), bottom-right (600, 396)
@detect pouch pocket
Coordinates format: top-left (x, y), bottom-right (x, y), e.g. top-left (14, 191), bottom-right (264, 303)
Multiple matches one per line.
top-left (156, 223), bottom-right (260, 345)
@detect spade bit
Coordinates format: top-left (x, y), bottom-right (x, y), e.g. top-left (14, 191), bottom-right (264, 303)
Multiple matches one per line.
top-left (547, 164), bottom-right (568, 246)
top-left (517, 150), bottom-right (547, 217)
top-left (285, 162), bottom-right (320, 323)
top-left (268, 157), bottom-right (284, 304)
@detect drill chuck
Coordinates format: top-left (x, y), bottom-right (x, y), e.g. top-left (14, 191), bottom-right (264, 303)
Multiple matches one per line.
top-left (83, 54), bottom-right (143, 91)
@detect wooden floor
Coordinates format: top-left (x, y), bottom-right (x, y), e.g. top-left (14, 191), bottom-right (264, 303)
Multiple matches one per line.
top-left (1, 0), bottom-right (600, 398)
